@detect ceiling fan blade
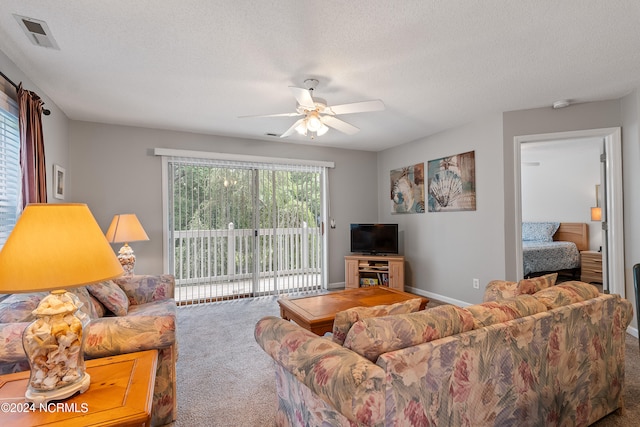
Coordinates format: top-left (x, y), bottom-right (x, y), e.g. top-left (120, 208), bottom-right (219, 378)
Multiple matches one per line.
top-left (321, 115), bottom-right (360, 135)
top-left (238, 112), bottom-right (302, 118)
top-left (280, 118), bottom-right (305, 138)
top-left (325, 99), bottom-right (385, 115)
top-left (289, 86), bottom-right (316, 110)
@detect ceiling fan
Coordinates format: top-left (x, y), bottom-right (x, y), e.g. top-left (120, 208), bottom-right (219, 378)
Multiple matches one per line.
top-left (240, 79), bottom-right (385, 139)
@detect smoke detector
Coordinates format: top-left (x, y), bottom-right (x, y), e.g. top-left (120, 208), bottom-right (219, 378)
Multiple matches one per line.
top-left (14, 15), bottom-right (60, 50)
top-left (552, 100), bottom-right (570, 109)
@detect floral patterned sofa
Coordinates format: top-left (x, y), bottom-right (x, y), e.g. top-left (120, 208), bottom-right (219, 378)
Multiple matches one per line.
top-left (255, 277), bottom-right (633, 427)
top-left (0, 274), bottom-right (177, 427)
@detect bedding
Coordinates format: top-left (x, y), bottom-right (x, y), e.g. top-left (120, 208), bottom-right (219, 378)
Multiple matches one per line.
top-left (522, 240), bottom-right (580, 276)
top-left (522, 221), bottom-right (560, 242)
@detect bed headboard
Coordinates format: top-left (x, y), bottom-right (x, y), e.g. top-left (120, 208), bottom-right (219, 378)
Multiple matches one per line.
top-left (553, 223), bottom-right (589, 251)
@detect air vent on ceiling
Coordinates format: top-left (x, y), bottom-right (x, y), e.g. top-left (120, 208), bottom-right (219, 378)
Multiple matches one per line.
top-left (14, 14), bottom-right (60, 50)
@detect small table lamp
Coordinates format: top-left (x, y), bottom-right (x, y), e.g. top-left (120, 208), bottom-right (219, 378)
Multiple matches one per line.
top-left (105, 213), bottom-right (149, 275)
top-left (0, 204), bottom-right (124, 404)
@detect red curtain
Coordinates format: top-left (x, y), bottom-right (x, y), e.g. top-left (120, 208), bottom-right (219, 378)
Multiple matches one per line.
top-left (17, 84), bottom-right (47, 207)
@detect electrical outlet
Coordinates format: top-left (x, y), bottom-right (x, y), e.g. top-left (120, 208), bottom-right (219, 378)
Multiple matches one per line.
top-left (472, 278), bottom-right (480, 289)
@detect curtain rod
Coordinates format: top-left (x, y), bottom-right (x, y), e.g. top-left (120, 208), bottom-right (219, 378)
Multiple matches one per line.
top-left (0, 70), bottom-right (51, 116)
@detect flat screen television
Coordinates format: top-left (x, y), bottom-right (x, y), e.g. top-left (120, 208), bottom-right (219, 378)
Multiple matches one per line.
top-left (350, 223), bottom-right (399, 255)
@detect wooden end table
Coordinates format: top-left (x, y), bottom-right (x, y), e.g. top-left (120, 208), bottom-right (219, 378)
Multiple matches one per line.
top-left (278, 286), bottom-right (429, 335)
top-left (0, 349), bottom-right (157, 427)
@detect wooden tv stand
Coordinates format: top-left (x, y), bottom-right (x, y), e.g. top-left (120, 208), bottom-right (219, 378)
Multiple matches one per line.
top-left (345, 254), bottom-right (405, 291)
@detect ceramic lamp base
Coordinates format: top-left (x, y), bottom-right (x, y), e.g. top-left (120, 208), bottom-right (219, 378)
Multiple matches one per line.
top-left (25, 371), bottom-right (90, 405)
top-left (117, 243), bottom-right (136, 275)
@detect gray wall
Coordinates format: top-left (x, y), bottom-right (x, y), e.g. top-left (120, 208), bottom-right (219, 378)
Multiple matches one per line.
top-left (377, 114), bottom-right (506, 305)
top-left (68, 121), bottom-right (378, 285)
top-left (0, 50), bottom-right (69, 203)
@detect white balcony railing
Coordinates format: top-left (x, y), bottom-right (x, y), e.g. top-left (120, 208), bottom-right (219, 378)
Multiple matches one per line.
top-left (172, 222), bottom-right (322, 302)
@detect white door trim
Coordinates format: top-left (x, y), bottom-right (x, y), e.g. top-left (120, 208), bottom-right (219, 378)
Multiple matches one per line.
top-left (513, 127), bottom-right (624, 296)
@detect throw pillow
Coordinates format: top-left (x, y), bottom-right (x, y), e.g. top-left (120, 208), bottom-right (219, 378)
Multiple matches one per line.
top-left (522, 222), bottom-right (560, 242)
top-left (343, 304), bottom-right (475, 362)
top-left (86, 280), bottom-right (129, 316)
top-left (68, 287), bottom-right (99, 319)
top-left (464, 295), bottom-right (548, 329)
top-left (516, 273), bottom-right (558, 295)
top-left (533, 281), bottom-right (599, 310)
top-left (0, 292), bottom-right (47, 323)
top-left (331, 298), bottom-right (422, 345)
top-left (483, 280), bottom-right (518, 302)
top-left (88, 294), bottom-right (106, 318)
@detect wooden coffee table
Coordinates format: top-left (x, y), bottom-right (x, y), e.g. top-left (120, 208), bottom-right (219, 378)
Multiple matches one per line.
top-left (278, 286), bottom-right (429, 335)
top-left (0, 349), bottom-right (157, 427)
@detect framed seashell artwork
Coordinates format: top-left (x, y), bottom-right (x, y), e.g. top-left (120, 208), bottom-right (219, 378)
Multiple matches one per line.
top-left (390, 162), bottom-right (425, 214)
top-left (427, 150), bottom-right (476, 212)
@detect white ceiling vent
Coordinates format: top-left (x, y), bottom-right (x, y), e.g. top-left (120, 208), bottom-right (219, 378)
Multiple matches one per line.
top-left (13, 15), bottom-right (60, 50)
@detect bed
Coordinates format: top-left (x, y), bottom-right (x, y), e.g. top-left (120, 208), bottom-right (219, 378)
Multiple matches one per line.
top-left (522, 222), bottom-right (589, 277)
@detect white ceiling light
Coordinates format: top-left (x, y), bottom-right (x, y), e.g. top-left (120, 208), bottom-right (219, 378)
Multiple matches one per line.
top-left (295, 121), bottom-right (307, 136)
top-left (293, 110), bottom-right (330, 139)
top-left (306, 112), bottom-right (322, 132)
top-left (316, 123), bottom-right (329, 136)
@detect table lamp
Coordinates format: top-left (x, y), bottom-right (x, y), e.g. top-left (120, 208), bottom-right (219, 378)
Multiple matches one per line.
top-left (0, 204), bottom-right (124, 404)
top-left (105, 213), bottom-right (149, 275)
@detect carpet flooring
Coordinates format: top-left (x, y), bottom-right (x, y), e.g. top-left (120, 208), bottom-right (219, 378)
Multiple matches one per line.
top-left (174, 296), bottom-right (279, 426)
top-left (174, 295), bottom-right (640, 426)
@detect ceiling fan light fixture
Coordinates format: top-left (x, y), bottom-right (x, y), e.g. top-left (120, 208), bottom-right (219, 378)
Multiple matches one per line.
top-left (295, 121), bottom-right (307, 135)
top-left (317, 123), bottom-right (329, 136)
top-left (240, 79), bottom-right (385, 139)
top-left (306, 114), bottom-right (322, 132)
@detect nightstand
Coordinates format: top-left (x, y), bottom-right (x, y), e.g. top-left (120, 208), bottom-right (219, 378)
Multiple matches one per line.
top-left (580, 251), bottom-right (603, 284)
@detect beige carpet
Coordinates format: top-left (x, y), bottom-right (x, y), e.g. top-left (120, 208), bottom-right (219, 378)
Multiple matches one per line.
top-left (174, 297), bottom-right (279, 426)
top-left (174, 295), bottom-right (640, 426)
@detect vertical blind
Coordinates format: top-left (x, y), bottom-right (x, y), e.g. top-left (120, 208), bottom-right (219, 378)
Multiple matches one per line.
top-left (165, 155), bottom-right (326, 303)
top-left (0, 90), bottom-right (20, 249)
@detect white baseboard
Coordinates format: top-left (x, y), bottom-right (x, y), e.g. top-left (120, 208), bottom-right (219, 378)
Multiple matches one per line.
top-left (327, 281), bottom-right (345, 290)
top-left (404, 286), bottom-right (472, 307)
top-left (628, 326), bottom-right (639, 339)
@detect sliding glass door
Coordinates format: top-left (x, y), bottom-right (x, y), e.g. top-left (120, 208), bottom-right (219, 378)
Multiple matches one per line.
top-left (165, 156), bottom-right (325, 303)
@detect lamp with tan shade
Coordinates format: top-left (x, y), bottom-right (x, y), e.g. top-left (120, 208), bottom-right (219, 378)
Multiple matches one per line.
top-left (591, 184), bottom-right (602, 222)
top-left (105, 213), bottom-right (149, 275)
top-left (0, 204), bottom-right (124, 404)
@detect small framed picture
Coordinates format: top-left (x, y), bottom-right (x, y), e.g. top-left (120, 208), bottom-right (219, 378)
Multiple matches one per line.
top-left (53, 164), bottom-right (66, 200)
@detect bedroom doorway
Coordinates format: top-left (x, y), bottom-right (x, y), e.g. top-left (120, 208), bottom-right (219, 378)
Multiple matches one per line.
top-left (514, 127), bottom-right (624, 297)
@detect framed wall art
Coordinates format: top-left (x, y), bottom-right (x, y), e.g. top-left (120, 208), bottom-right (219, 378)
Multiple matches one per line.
top-left (427, 150), bottom-right (476, 212)
top-left (53, 164), bottom-right (66, 200)
top-left (390, 162), bottom-right (425, 214)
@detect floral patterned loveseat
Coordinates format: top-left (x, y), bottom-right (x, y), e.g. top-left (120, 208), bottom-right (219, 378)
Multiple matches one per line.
top-left (0, 274), bottom-right (177, 427)
top-left (255, 278), bottom-right (632, 427)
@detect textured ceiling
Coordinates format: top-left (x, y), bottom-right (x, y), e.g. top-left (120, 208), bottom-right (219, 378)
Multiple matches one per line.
top-left (0, 1), bottom-right (639, 151)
